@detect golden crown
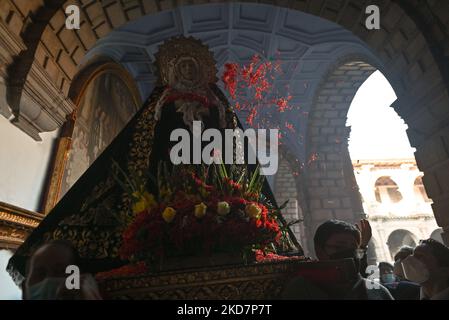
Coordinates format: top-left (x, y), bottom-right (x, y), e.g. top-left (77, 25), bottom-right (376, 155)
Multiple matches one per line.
top-left (154, 36), bottom-right (218, 86)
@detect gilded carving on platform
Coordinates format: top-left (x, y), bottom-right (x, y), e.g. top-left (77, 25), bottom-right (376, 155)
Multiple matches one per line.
top-left (98, 260), bottom-right (301, 300)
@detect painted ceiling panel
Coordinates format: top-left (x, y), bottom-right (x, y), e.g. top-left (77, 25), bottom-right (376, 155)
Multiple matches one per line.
top-left (231, 31), bottom-right (270, 54)
top-left (181, 4), bottom-right (230, 33)
top-left (232, 3), bottom-right (277, 33)
top-left (118, 11), bottom-right (179, 35)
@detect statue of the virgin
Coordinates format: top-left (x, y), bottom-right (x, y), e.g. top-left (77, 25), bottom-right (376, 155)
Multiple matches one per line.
top-left (8, 36), bottom-right (300, 282)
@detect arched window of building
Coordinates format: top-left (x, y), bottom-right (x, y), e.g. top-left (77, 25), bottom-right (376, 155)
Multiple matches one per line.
top-left (387, 229), bottom-right (417, 260)
top-left (374, 176), bottom-right (403, 203)
top-left (414, 176), bottom-right (431, 203)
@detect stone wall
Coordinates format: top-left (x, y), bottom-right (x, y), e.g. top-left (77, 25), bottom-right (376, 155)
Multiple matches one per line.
top-left (274, 154), bottom-right (310, 255)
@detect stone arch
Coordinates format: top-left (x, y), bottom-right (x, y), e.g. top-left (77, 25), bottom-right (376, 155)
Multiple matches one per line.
top-left (305, 57), bottom-right (378, 231)
top-left (4, 1), bottom-right (448, 135)
top-left (3, 0), bottom-right (65, 116)
top-left (1, 0), bottom-right (448, 244)
top-left (387, 229), bottom-right (418, 260)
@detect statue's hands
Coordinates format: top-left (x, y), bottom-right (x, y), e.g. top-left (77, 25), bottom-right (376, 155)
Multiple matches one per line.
top-left (356, 219), bottom-right (372, 248)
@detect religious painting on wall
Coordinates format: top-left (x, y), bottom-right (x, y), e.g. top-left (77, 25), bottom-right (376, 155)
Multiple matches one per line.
top-left (59, 68), bottom-right (140, 198)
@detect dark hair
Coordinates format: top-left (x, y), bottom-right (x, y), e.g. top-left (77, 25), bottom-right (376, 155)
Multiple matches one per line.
top-left (27, 240), bottom-right (82, 275)
top-left (379, 262), bottom-right (394, 270)
top-left (313, 219), bottom-right (361, 249)
top-left (393, 246), bottom-right (414, 261)
top-left (419, 238), bottom-right (449, 268)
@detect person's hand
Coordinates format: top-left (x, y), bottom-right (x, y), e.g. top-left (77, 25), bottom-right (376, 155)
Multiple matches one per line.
top-left (356, 219), bottom-right (372, 248)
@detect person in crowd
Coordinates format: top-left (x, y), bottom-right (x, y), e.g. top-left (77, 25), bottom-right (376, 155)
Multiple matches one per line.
top-left (379, 258), bottom-right (420, 300)
top-left (313, 219), bottom-right (393, 299)
top-left (355, 219), bottom-right (371, 278)
top-left (23, 240), bottom-right (102, 300)
top-left (379, 262), bottom-right (396, 285)
top-left (393, 246), bottom-right (414, 280)
top-left (378, 246), bottom-right (421, 300)
top-left (402, 238), bottom-right (449, 300)
top-left (282, 219), bottom-right (393, 300)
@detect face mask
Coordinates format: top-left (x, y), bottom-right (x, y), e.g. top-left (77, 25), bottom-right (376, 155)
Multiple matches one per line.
top-left (381, 273), bottom-right (396, 284)
top-left (393, 260), bottom-right (405, 279)
top-left (401, 256), bottom-right (430, 284)
top-left (27, 277), bottom-right (66, 300)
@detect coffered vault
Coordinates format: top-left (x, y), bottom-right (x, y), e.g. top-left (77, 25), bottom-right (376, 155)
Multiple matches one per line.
top-left (81, 4), bottom-right (380, 163)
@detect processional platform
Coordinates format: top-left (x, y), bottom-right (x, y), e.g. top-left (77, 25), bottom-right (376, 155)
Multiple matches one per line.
top-left (97, 258), bottom-right (358, 300)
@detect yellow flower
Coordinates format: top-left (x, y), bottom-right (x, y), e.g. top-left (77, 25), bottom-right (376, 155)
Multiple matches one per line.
top-left (217, 201), bottom-right (230, 216)
top-left (132, 200), bottom-right (147, 214)
top-left (162, 207), bottom-right (176, 223)
top-left (194, 202), bottom-right (207, 219)
top-left (245, 203), bottom-right (261, 219)
top-left (142, 192), bottom-right (156, 208)
top-left (131, 191), bottom-right (157, 214)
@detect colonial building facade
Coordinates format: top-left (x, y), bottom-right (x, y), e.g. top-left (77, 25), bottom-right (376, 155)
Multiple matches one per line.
top-left (353, 158), bottom-right (443, 264)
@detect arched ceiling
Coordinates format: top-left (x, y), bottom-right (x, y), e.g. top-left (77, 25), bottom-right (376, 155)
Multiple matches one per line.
top-left (82, 3), bottom-right (381, 162)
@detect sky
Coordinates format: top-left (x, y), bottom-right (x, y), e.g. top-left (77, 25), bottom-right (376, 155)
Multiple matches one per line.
top-left (346, 70), bottom-right (415, 160)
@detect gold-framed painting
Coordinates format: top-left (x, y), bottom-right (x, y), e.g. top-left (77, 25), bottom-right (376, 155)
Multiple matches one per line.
top-left (42, 61), bottom-right (142, 214)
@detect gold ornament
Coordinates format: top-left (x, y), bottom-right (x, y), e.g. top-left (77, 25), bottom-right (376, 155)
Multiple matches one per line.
top-left (154, 36), bottom-right (218, 87)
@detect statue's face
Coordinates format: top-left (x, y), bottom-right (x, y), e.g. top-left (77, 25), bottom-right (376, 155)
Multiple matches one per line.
top-left (177, 58), bottom-right (198, 82)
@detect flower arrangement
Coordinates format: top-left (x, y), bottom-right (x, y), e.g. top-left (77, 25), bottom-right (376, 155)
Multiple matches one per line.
top-left (113, 162), bottom-right (295, 269)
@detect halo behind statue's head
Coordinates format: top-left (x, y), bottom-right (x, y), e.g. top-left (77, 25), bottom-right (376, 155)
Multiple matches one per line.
top-left (154, 36), bottom-right (218, 87)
